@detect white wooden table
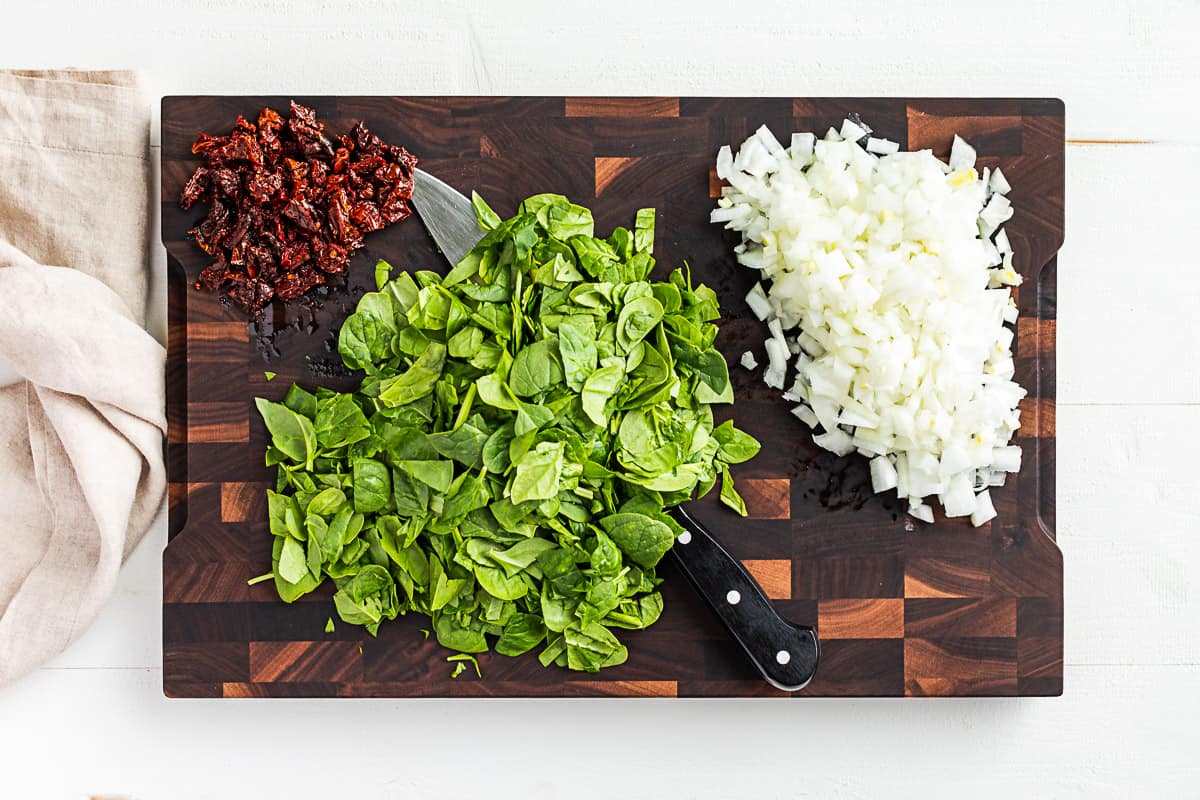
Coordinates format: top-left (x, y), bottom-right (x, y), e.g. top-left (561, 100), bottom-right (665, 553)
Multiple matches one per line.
top-left (2, 1), bottom-right (1198, 796)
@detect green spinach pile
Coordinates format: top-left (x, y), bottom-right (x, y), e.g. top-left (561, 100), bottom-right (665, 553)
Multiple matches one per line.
top-left (254, 193), bottom-right (760, 672)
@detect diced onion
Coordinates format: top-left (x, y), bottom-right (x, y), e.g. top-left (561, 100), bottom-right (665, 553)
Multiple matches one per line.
top-left (713, 118), bottom-right (1027, 527)
top-left (740, 351), bottom-right (758, 370)
top-left (970, 490), bottom-right (998, 526)
top-left (745, 283), bottom-right (771, 320)
top-left (716, 145), bottom-right (734, 180)
top-left (1002, 300), bottom-right (1019, 324)
top-left (908, 500), bottom-right (935, 523)
top-left (992, 445), bottom-right (1022, 473)
top-left (949, 135), bottom-right (977, 170)
top-left (866, 137), bottom-right (899, 155)
top-left (869, 455), bottom-right (898, 493)
top-left (814, 428), bottom-right (855, 456)
top-left (995, 228), bottom-right (1012, 256)
top-left (980, 193), bottom-right (1013, 235)
top-left (790, 132), bottom-right (815, 160)
top-left (990, 167), bottom-right (1011, 195)
top-left (764, 337), bottom-right (790, 385)
top-left (792, 404), bottom-right (819, 428)
top-left (940, 473), bottom-right (976, 518)
top-left (840, 118), bottom-right (869, 144)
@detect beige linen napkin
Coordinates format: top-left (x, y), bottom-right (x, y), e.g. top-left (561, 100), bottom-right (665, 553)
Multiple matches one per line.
top-left (0, 70), bottom-right (165, 685)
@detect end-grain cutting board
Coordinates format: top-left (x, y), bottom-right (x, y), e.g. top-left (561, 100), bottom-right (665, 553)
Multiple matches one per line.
top-left (162, 97), bottom-right (1063, 698)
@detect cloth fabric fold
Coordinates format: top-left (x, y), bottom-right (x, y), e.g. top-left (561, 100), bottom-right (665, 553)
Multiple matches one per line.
top-left (0, 70), bottom-right (164, 685)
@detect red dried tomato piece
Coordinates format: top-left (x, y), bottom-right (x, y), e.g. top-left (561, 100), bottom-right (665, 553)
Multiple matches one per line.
top-left (379, 189), bottom-right (412, 225)
top-left (280, 241), bottom-right (311, 269)
top-left (350, 201), bottom-right (384, 232)
top-left (246, 170), bottom-right (283, 204)
top-left (180, 167), bottom-right (210, 209)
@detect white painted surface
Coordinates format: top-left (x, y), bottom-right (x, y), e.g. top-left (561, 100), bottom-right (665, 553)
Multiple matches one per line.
top-left (3, 1), bottom-right (1199, 797)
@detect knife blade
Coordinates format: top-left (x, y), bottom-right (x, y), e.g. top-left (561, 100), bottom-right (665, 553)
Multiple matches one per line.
top-left (412, 169), bottom-right (482, 268)
top-left (409, 169), bottom-right (819, 691)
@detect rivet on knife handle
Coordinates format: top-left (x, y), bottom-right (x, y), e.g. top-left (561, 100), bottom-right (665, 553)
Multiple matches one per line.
top-left (669, 505), bottom-right (819, 692)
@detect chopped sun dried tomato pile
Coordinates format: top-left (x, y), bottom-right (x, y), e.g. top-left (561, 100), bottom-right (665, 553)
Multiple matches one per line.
top-left (180, 101), bottom-right (417, 314)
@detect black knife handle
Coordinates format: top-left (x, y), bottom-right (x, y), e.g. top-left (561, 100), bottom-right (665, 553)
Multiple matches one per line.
top-left (669, 505), bottom-right (819, 692)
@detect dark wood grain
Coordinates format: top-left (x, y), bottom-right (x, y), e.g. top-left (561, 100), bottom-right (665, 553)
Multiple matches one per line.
top-left (162, 96), bottom-right (1063, 698)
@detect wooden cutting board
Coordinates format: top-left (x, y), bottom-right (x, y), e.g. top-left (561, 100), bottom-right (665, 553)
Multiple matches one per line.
top-left (161, 96), bottom-right (1063, 698)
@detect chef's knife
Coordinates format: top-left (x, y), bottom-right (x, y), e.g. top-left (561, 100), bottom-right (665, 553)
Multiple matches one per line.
top-left (410, 169), bottom-right (819, 691)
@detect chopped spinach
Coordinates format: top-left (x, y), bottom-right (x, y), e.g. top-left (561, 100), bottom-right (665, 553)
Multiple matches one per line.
top-left (254, 193), bottom-right (758, 673)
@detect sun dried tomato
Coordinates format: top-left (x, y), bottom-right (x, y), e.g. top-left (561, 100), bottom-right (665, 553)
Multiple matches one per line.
top-left (181, 101), bottom-right (417, 314)
top-left (350, 201), bottom-right (384, 233)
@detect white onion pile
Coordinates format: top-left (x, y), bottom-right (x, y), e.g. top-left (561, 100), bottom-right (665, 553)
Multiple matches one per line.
top-left (712, 119), bottom-right (1026, 526)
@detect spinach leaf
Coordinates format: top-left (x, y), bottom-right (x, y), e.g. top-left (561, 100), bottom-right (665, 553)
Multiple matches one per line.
top-left (447, 325), bottom-right (484, 358)
top-left (378, 342), bottom-right (446, 406)
top-left (397, 459), bottom-right (454, 493)
top-left (570, 236), bottom-right (617, 280)
top-left (320, 507), bottom-right (352, 561)
top-left (589, 530), bottom-right (622, 577)
top-left (338, 312), bottom-right (392, 372)
top-left (477, 373), bottom-right (520, 411)
top-left (514, 402), bottom-right (555, 436)
top-left (652, 282), bottom-right (681, 314)
top-left (471, 190), bottom-right (502, 231)
top-left (537, 548), bottom-right (584, 596)
top-left (510, 441), bottom-right (565, 504)
top-left (277, 536), bottom-right (308, 585)
top-left (475, 564), bottom-right (529, 601)
top-left (495, 613), bottom-right (546, 657)
top-left (528, 194), bottom-right (593, 239)
top-left (384, 268), bottom-right (420, 313)
top-left (440, 471), bottom-right (489, 521)
top-left (352, 458), bottom-right (391, 513)
top-left (599, 512), bottom-right (675, 569)
top-left (606, 592), bottom-right (664, 630)
top-left (482, 422), bottom-right (516, 473)
top-left (283, 384), bottom-right (318, 419)
top-left (333, 565), bottom-right (398, 634)
top-left (581, 361), bottom-right (625, 426)
top-left (540, 589), bottom-right (579, 634)
top-left (255, 398), bottom-right (317, 467)
top-left (447, 653), bottom-right (482, 679)
top-left (675, 345), bottom-right (732, 403)
top-left (443, 249), bottom-right (483, 287)
top-left (356, 291), bottom-right (397, 329)
top-left (433, 611), bottom-right (488, 653)
top-left (492, 538), bottom-right (558, 577)
top-left (634, 208), bottom-right (655, 254)
top-left (305, 520), bottom-right (324, 577)
top-left (273, 534), bottom-right (322, 603)
top-left (427, 422), bottom-right (488, 469)
top-left (307, 487), bottom-right (347, 517)
top-left (509, 337), bottom-right (564, 397)
top-left (539, 635), bottom-right (567, 667)
top-left (407, 286), bottom-right (451, 331)
top-left (719, 465), bottom-right (749, 516)
top-left (557, 315), bottom-right (598, 392)
top-left (429, 555), bottom-right (468, 611)
top-left (713, 419), bottom-right (761, 464)
top-left (565, 621), bottom-right (628, 672)
top-left (267, 490), bottom-right (299, 537)
top-left (616, 295), bottom-right (663, 351)
top-left (374, 261), bottom-right (391, 291)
